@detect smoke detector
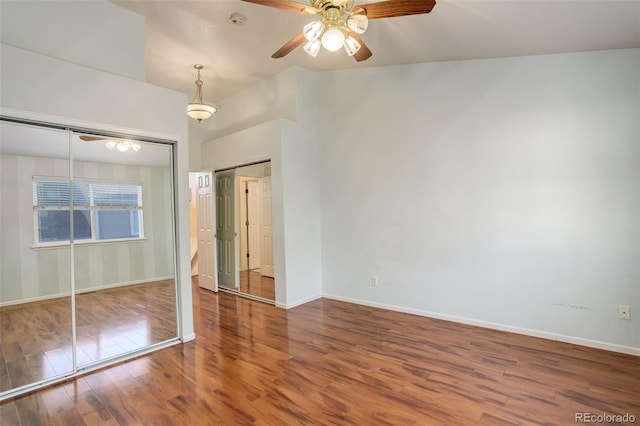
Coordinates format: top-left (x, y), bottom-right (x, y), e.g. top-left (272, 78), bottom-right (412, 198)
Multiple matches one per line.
top-left (229, 13), bottom-right (246, 26)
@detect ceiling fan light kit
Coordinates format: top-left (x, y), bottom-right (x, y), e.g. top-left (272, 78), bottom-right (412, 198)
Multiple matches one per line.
top-left (300, 0), bottom-right (366, 56)
top-left (187, 64), bottom-right (217, 123)
top-left (241, 0), bottom-right (436, 62)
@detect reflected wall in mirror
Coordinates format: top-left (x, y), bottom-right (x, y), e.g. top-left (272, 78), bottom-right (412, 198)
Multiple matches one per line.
top-left (0, 122), bottom-right (73, 392)
top-left (71, 134), bottom-right (177, 366)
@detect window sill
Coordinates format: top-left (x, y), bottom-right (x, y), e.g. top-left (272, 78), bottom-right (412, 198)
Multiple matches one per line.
top-left (31, 238), bottom-right (146, 250)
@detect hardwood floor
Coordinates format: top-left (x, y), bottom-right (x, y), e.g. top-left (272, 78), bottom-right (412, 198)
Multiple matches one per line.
top-left (1, 280), bottom-right (177, 393)
top-left (1, 277), bottom-right (638, 425)
top-left (238, 270), bottom-right (275, 301)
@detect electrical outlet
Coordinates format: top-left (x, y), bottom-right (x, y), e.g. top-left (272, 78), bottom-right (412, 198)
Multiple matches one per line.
top-left (371, 276), bottom-right (378, 287)
top-left (618, 305), bottom-right (630, 320)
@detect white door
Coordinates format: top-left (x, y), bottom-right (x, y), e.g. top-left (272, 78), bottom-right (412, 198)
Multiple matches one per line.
top-left (196, 172), bottom-right (217, 291)
top-left (247, 180), bottom-right (261, 270)
top-left (216, 171), bottom-right (237, 288)
top-left (260, 176), bottom-right (275, 278)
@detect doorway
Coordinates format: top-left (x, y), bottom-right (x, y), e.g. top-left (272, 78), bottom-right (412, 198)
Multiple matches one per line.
top-left (192, 161), bottom-right (275, 303)
top-left (237, 165), bottom-right (274, 301)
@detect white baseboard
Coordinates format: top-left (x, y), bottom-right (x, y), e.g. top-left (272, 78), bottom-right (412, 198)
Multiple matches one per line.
top-left (181, 333), bottom-right (196, 343)
top-left (322, 293), bottom-right (640, 357)
top-left (0, 276), bottom-right (174, 307)
top-left (0, 293), bottom-right (68, 307)
top-left (276, 293), bottom-right (322, 310)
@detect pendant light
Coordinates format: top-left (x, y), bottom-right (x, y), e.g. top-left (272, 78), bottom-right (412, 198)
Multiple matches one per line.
top-left (187, 64), bottom-right (217, 123)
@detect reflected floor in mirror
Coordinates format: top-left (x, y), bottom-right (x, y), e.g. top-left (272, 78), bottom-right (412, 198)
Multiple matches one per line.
top-left (2, 277), bottom-right (638, 425)
top-left (0, 279), bottom-right (176, 392)
top-left (0, 299), bottom-right (73, 392)
top-left (238, 270), bottom-right (274, 301)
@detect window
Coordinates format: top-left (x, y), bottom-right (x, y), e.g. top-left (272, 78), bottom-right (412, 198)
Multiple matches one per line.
top-left (33, 178), bottom-right (143, 245)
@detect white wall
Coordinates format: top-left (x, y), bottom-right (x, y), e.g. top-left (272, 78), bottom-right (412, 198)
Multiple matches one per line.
top-left (214, 67), bottom-right (298, 138)
top-left (204, 49), bottom-right (638, 353)
top-left (319, 49), bottom-right (639, 352)
top-left (279, 68), bottom-right (323, 306)
top-left (202, 67), bottom-right (324, 308)
top-left (1, 41), bottom-right (194, 341)
top-left (0, 1), bottom-right (145, 81)
top-left (203, 120), bottom-right (288, 304)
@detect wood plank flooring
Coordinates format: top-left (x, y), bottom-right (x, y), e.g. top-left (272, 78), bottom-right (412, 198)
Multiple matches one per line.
top-left (238, 270), bottom-right (275, 301)
top-left (1, 280), bottom-right (177, 393)
top-left (1, 277), bottom-right (638, 425)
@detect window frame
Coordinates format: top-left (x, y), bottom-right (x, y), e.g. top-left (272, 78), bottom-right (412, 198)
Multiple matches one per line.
top-left (32, 176), bottom-right (145, 248)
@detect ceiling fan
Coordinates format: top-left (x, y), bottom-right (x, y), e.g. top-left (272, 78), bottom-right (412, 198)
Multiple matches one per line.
top-left (241, 0), bottom-right (436, 61)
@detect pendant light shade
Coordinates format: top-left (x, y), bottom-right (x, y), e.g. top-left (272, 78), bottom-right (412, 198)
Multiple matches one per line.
top-left (187, 64), bottom-right (217, 123)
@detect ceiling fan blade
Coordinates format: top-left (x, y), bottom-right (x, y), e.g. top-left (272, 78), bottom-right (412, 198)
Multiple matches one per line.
top-left (349, 32), bottom-right (373, 62)
top-left (240, 0), bottom-right (312, 14)
top-left (358, 0), bottom-right (436, 20)
top-left (79, 135), bottom-right (106, 142)
top-left (272, 32), bottom-right (307, 58)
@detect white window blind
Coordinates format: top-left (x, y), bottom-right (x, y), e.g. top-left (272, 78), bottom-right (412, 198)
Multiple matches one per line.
top-left (33, 178), bottom-right (143, 244)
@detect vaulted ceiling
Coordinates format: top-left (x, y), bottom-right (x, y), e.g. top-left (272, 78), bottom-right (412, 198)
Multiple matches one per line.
top-left (111, 0), bottom-right (640, 142)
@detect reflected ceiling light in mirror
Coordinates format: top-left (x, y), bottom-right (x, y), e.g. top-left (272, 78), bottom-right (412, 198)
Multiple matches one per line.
top-left (105, 140), bottom-right (141, 152)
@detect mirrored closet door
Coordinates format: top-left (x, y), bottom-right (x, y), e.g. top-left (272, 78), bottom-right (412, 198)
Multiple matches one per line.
top-left (71, 133), bottom-right (177, 367)
top-left (1, 122), bottom-right (74, 392)
top-left (214, 162), bottom-right (275, 303)
top-left (0, 119), bottom-right (179, 399)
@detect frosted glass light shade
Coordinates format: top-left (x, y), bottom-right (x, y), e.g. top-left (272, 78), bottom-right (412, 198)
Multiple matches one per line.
top-left (304, 39), bottom-right (322, 57)
top-left (344, 35), bottom-right (361, 56)
top-left (187, 103), bottom-right (217, 122)
top-left (321, 27), bottom-right (345, 52)
top-left (303, 21), bottom-right (324, 41)
top-left (346, 14), bottom-right (368, 34)
top-left (105, 140), bottom-right (117, 150)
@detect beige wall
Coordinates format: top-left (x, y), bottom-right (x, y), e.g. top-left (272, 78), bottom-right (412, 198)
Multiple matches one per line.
top-left (0, 154), bottom-right (174, 304)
